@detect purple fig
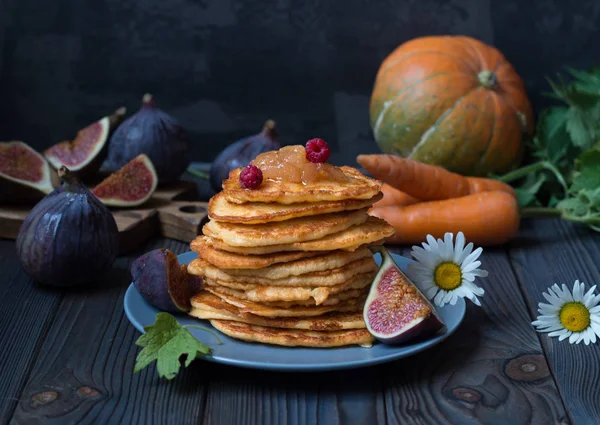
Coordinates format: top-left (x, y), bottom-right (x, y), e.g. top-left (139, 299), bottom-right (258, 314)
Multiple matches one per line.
top-left (364, 246), bottom-right (444, 344)
top-left (209, 120), bottom-right (279, 192)
top-left (132, 248), bottom-right (203, 312)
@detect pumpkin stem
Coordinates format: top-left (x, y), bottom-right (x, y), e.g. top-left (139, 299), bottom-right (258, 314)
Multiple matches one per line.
top-left (478, 70), bottom-right (497, 89)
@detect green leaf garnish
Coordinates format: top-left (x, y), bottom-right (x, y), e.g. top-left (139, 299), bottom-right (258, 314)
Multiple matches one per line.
top-left (134, 313), bottom-right (219, 380)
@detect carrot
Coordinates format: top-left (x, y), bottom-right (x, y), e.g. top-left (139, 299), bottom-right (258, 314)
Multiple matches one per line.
top-left (369, 191), bottom-right (520, 246)
top-left (357, 154), bottom-right (516, 201)
top-left (373, 183), bottom-right (420, 208)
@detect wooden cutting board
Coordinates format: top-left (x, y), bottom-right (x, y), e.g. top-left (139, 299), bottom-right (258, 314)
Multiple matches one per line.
top-left (0, 181), bottom-right (209, 254)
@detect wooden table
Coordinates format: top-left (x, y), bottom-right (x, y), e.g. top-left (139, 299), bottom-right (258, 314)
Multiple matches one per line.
top-left (1, 217), bottom-right (598, 425)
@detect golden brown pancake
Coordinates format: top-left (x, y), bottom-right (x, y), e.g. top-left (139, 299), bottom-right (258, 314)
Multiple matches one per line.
top-left (203, 273), bottom-right (373, 304)
top-left (209, 320), bottom-right (375, 347)
top-left (213, 247), bottom-right (372, 278)
top-left (205, 216), bottom-right (394, 255)
top-left (189, 257), bottom-right (377, 287)
top-left (208, 191), bottom-right (383, 224)
top-left (201, 287), bottom-right (365, 317)
top-left (189, 292), bottom-right (366, 330)
top-left (223, 166), bottom-right (382, 204)
top-left (203, 209), bottom-right (369, 247)
top-left (190, 236), bottom-right (321, 269)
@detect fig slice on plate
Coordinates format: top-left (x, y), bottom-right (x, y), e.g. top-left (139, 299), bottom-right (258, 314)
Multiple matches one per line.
top-left (91, 154), bottom-right (158, 207)
top-left (364, 246), bottom-right (444, 345)
top-left (132, 248), bottom-right (203, 313)
top-left (44, 107), bottom-right (126, 178)
top-left (0, 141), bottom-right (55, 203)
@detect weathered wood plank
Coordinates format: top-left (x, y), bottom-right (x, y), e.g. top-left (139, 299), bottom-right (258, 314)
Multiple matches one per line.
top-left (509, 218), bottom-right (600, 425)
top-left (201, 364), bottom-right (388, 425)
top-left (10, 239), bottom-right (211, 425)
top-left (381, 247), bottom-right (569, 425)
top-left (0, 240), bottom-right (63, 424)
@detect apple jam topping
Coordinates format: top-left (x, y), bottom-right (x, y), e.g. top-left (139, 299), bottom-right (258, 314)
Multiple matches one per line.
top-left (251, 145), bottom-right (349, 185)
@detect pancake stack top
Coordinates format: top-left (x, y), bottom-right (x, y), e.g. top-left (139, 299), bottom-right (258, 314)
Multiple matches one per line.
top-left (187, 145), bottom-right (395, 348)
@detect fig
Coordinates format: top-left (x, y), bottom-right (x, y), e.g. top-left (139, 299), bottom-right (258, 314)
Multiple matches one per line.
top-left (92, 154), bottom-right (158, 207)
top-left (44, 107), bottom-right (126, 178)
top-left (364, 246), bottom-right (444, 345)
top-left (16, 166), bottom-right (119, 287)
top-left (131, 248), bottom-right (203, 312)
top-left (0, 141), bottom-right (55, 203)
top-left (209, 120), bottom-right (279, 192)
top-left (104, 94), bottom-right (190, 183)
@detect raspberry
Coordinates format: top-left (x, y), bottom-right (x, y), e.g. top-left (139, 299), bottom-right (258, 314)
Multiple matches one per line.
top-left (305, 138), bottom-right (330, 163)
top-left (239, 164), bottom-right (263, 189)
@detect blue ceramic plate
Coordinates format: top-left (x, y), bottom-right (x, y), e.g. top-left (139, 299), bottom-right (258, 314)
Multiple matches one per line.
top-left (124, 251), bottom-right (465, 372)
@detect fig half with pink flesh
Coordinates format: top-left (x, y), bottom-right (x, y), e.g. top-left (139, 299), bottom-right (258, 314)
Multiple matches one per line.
top-left (0, 141), bottom-right (55, 203)
top-left (132, 248), bottom-right (203, 313)
top-left (91, 154), bottom-right (158, 207)
top-left (44, 107), bottom-right (126, 178)
top-left (364, 246), bottom-right (444, 344)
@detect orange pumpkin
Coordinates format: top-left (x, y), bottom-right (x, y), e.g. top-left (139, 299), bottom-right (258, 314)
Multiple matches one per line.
top-left (369, 35), bottom-right (534, 176)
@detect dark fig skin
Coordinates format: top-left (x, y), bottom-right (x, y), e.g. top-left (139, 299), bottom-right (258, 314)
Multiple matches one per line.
top-left (104, 94), bottom-right (191, 184)
top-left (16, 167), bottom-right (119, 287)
top-left (132, 248), bottom-right (203, 313)
top-left (364, 246), bottom-right (444, 345)
top-left (209, 120), bottom-right (279, 192)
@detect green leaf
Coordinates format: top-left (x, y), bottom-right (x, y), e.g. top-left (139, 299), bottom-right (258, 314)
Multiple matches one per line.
top-left (535, 107), bottom-right (570, 162)
top-left (514, 173), bottom-right (547, 208)
top-left (566, 107), bottom-right (592, 149)
top-left (571, 148), bottom-right (600, 193)
top-left (134, 313), bottom-right (211, 380)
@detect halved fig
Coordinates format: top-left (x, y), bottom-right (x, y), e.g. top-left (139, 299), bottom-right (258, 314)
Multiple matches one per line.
top-left (44, 107), bottom-right (126, 178)
top-left (364, 246), bottom-right (444, 344)
top-left (132, 248), bottom-right (203, 312)
top-left (91, 154), bottom-right (158, 207)
top-left (0, 141), bottom-right (55, 203)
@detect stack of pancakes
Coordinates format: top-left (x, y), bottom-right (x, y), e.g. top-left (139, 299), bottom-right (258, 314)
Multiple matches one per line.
top-left (187, 151), bottom-right (395, 348)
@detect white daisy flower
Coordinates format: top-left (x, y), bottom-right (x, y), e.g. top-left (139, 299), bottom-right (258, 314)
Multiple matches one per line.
top-left (532, 280), bottom-right (600, 345)
top-left (406, 232), bottom-right (488, 307)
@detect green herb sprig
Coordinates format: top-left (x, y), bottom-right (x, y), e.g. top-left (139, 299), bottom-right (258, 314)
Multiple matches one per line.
top-left (134, 313), bottom-right (221, 380)
top-left (495, 66), bottom-right (600, 230)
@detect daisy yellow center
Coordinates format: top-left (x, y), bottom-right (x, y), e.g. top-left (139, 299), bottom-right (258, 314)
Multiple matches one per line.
top-left (559, 302), bottom-right (590, 332)
top-left (433, 262), bottom-right (462, 290)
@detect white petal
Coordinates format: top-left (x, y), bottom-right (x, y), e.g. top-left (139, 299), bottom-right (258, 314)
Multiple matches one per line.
top-left (462, 247), bottom-right (483, 267)
top-left (461, 260), bottom-right (482, 273)
top-left (453, 232), bottom-right (466, 263)
top-left (457, 242), bottom-right (474, 264)
top-left (569, 333), bottom-right (580, 344)
top-left (558, 331), bottom-right (571, 341)
top-left (434, 291), bottom-right (446, 307)
top-left (573, 281), bottom-right (584, 302)
top-left (426, 235), bottom-right (438, 251)
top-left (426, 287), bottom-right (439, 299)
top-left (589, 306), bottom-right (600, 314)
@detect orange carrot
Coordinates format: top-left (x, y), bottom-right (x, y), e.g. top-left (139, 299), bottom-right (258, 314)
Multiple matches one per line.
top-left (369, 191), bottom-right (520, 246)
top-left (357, 154), bottom-right (516, 201)
top-left (374, 183), bottom-right (420, 208)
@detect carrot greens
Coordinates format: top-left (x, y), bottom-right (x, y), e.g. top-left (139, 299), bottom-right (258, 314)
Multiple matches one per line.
top-left (495, 66), bottom-right (600, 231)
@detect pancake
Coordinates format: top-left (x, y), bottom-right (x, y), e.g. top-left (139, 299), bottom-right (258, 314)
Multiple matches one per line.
top-left (190, 236), bottom-right (321, 269)
top-left (210, 320), bottom-right (375, 347)
top-left (208, 191), bottom-right (383, 224)
top-left (214, 247), bottom-right (372, 278)
top-left (189, 292), bottom-right (366, 330)
top-left (203, 209), bottom-right (369, 247)
top-left (203, 273), bottom-right (373, 304)
top-left (189, 257), bottom-right (377, 287)
top-left (201, 287), bottom-right (365, 317)
top-left (205, 216), bottom-right (394, 255)
top-left (223, 166), bottom-right (382, 204)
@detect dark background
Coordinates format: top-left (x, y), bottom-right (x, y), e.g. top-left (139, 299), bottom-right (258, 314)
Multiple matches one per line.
top-left (0, 0), bottom-right (599, 166)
